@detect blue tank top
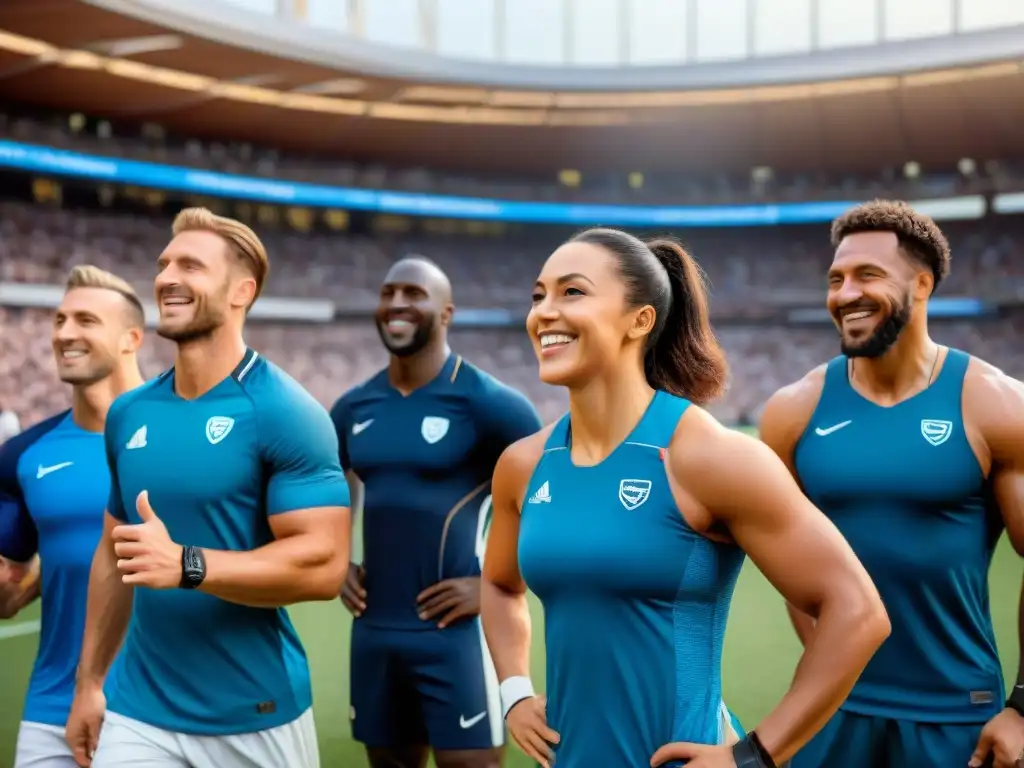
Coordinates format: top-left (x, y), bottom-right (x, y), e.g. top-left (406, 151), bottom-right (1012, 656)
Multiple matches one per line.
top-left (794, 349), bottom-right (1004, 723)
top-left (518, 391), bottom-right (746, 768)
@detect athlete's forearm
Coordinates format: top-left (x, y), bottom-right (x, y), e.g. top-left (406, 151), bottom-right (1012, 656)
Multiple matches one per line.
top-left (754, 595), bottom-right (889, 763)
top-left (199, 532), bottom-right (348, 608)
top-left (785, 601), bottom-right (817, 646)
top-left (481, 579), bottom-right (532, 679)
top-left (77, 538), bottom-right (132, 688)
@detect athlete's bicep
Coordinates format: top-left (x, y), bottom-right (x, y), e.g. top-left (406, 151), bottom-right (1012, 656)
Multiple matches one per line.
top-left (267, 506), bottom-right (346, 547)
top-left (262, 396), bottom-right (350, 515)
top-left (684, 427), bottom-right (879, 620)
top-left (976, 373), bottom-right (1024, 554)
top-left (483, 445), bottom-right (530, 594)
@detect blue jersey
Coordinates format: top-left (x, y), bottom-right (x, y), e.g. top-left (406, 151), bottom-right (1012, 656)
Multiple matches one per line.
top-left (104, 348), bottom-right (349, 735)
top-left (794, 349), bottom-right (1004, 722)
top-left (331, 354), bottom-right (541, 629)
top-left (518, 392), bottom-right (745, 768)
top-left (0, 411), bottom-right (110, 727)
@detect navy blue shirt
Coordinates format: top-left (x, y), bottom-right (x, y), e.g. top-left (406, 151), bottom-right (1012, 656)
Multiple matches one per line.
top-left (104, 348), bottom-right (349, 735)
top-left (0, 411), bottom-right (111, 726)
top-left (331, 354), bottom-right (541, 629)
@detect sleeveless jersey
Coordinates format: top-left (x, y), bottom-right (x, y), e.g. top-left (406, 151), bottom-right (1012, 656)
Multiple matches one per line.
top-left (518, 391), bottom-right (746, 768)
top-left (794, 349), bottom-right (1004, 722)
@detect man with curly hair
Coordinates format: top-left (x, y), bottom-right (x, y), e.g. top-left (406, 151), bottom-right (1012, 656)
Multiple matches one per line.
top-left (760, 200), bottom-right (1024, 767)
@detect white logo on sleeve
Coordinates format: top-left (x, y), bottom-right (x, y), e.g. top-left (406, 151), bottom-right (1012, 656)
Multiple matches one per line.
top-left (421, 416), bottom-right (449, 444)
top-left (618, 479), bottom-right (652, 510)
top-left (126, 426), bottom-right (148, 450)
top-left (459, 711), bottom-right (487, 729)
top-left (921, 419), bottom-right (953, 447)
top-left (205, 416), bottom-right (235, 445)
top-left (528, 481), bottom-right (551, 504)
top-left (352, 419), bottom-right (373, 435)
top-left (814, 420), bottom-right (851, 436)
top-left (37, 461), bottom-right (73, 479)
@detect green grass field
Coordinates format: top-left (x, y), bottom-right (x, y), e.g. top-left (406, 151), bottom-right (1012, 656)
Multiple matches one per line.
top-left (0, 427), bottom-right (1018, 766)
top-left (0, 538), bottom-right (1019, 768)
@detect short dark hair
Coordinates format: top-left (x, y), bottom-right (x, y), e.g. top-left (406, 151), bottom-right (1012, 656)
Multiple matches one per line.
top-left (569, 228), bottom-right (728, 405)
top-left (831, 199), bottom-right (951, 291)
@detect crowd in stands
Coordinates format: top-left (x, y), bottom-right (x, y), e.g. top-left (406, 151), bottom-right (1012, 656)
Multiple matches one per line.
top-left (3, 200), bottom-right (1023, 432)
top-left (3, 201), bottom-right (1024, 312)
top-left (2, 109), bottom-right (1018, 206)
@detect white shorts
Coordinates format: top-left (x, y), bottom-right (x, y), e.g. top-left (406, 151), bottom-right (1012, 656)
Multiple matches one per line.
top-left (92, 709), bottom-right (320, 768)
top-left (14, 721), bottom-right (77, 768)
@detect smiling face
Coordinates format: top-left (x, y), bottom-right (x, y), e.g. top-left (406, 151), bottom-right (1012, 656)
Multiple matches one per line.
top-left (827, 230), bottom-right (930, 358)
top-left (527, 241), bottom-right (655, 388)
top-left (52, 287), bottom-right (139, 385)
top-left (374, 260), bottom-right (452, 358)
top-left (154, 230), bottom-right (254, 344)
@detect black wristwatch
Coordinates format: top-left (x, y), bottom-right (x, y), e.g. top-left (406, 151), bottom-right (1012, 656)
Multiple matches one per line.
top-left (733, 731), bottom-right (782, 768)
top-left (179, 546), bottom-right (206, 589)
top-left (1007, 683), bottom-right (1024, 718)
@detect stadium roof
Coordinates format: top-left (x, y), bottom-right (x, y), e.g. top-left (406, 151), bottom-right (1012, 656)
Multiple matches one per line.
top-left (1, 0), bottom-right (1023, 175)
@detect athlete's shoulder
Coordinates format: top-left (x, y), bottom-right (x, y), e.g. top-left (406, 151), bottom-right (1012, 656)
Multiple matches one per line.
top-left (0, 410), bottom-right (71, 481)
top-left (962, 354), bottom-right (1024, 448)
top-left (493, 424), bottom-right (556, 501)
top-left (243, 357), bottom-right (331, 429)
top-left (330, 367), bottom-right (388, 414)
top-left (759, 363), bottom-right (830, 447)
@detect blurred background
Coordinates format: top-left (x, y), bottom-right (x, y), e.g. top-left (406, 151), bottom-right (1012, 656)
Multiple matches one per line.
top-left (0, 1), bottom-right (1022, 765)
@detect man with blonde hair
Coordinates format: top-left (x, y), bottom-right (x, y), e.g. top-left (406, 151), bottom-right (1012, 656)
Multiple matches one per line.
top-left (66, 209), bottom-right (350, 768)
top-left (0, 265), bottom-right (145, 768)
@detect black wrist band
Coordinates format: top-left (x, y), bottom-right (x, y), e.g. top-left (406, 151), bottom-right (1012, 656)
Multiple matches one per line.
top-left (1006, 684), bottom-right (1024, 717)
top-left (732, 732), bottom-right (778, 768)
top-left (179, 545), bottom-right (206, 589)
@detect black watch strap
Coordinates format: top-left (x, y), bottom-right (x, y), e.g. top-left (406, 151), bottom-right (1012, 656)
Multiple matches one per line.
top-left (179, 545), bottom-right (206, 589)
top-left (733, 732), bottom-right (782, 768)
top-left (1007, 684), bottom-right (1024, 717)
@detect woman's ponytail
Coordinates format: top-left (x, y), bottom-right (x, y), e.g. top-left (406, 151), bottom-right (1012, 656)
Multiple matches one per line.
top-left (643, 238), bottom-right (728, 405)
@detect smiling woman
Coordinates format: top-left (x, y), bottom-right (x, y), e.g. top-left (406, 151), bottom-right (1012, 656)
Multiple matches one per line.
top-left (481, 227), bottom-right (890, 768)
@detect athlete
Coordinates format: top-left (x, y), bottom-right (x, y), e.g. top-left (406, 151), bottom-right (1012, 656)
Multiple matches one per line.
top-left (331, 256), bottom-right (542, 768)
top-left (0, 266), bottom-right (145, 768)
top-left (481, 228), bottom-right (891, 768)
top-left (760, 200), bottom-right (1024, 768)
top-left (64, 208), bottom-right (350, 768)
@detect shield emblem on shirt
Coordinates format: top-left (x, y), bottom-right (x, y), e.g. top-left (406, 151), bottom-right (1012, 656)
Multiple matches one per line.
top-left (421, 416), bottom-right (449, 445)
top-left (920, 419), bottom-right (953, 447)
top-left (206, 416), bottom-right (235, 445)
top-left (618, 479), bottom-right (652, 511)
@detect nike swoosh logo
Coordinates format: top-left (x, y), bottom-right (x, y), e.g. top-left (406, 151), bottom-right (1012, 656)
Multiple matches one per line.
top-left (352, 420), bottom-right (373, 435)
top-left (459, 711), bottom-right (487, 729)
top-left (37, 461), bottom-right (73, 479)
top-left (815, 420), bottom-right (852, 437)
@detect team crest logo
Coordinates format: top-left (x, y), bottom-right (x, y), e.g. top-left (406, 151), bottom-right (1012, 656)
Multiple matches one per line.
top-left (618, 479), bottom-right (652, 511)
top-left (205, 416), bottom-right (235, 445)
top-left (421, 416), bottom-right (450, 445)
top-left (920, 419), bottom-right (953, 447)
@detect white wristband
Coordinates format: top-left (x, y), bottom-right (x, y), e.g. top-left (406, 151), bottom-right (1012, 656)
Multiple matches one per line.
top-left (499, 676), bottom-right (536, 720)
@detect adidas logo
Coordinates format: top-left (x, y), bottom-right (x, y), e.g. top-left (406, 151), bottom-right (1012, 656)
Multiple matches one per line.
top-left (126, 425), bottom-right (148, 450)
top-left (527, 481), bottom-right (551, 505)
